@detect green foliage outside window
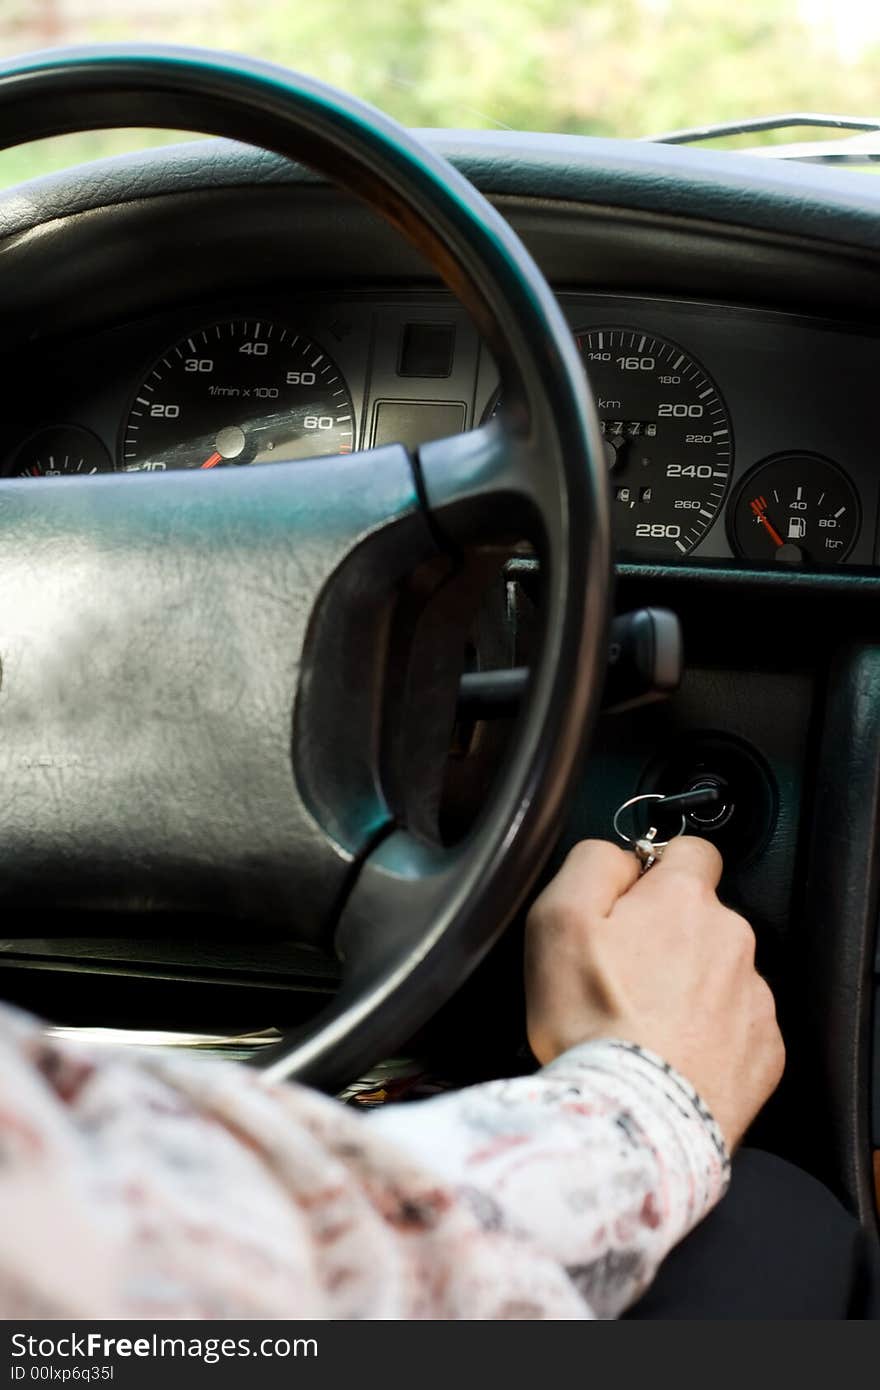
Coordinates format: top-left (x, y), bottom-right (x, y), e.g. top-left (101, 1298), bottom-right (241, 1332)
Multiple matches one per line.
top-left (0, 0), bottom-right (877, 184)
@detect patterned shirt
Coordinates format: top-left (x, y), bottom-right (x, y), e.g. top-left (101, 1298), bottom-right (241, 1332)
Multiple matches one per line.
top-left (0, 1004), bottom-right (729, 1319)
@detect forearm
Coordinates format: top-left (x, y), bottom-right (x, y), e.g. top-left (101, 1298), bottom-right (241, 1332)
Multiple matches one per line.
top-left (368, 1039), bottom-right (730, 1317)
top-left (0, 1006), bottom-right (729, 1319)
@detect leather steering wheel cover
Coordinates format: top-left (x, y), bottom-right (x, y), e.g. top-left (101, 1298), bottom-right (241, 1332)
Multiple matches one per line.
top-left (0, 45), bottom-right (611, 1084)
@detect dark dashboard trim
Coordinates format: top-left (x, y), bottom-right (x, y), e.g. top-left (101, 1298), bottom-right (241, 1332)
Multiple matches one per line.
top-left (616, 561), bottom-right (880, 593)
top-left (507, 556), bottom-right (880, 598)
top-left (798, 645), bottom-right (880, 1234)
top-left (4, 130), bottom-right (880, 253)
top-left (2, 133), bottom-right (880, 349)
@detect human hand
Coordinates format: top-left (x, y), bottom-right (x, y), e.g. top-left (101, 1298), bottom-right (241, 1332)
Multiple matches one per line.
top-left (524, 837), bottom-right (785, 1149)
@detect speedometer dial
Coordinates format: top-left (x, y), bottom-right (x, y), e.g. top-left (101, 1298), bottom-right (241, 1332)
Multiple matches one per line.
top-left (120, 318), bottom-right (355, 472)
top-left (578, 328), bottom-right (732, 558)
top-left (487, 326), bottom-right (733, 559)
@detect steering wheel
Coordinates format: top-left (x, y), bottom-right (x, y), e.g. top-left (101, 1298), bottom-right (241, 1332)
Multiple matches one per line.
top-left (0, 46), bottom-right (610, 1092)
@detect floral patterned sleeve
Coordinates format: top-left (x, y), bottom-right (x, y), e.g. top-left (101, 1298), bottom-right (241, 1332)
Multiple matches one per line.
top-left (0, 1004), bottom-right (729, 1320)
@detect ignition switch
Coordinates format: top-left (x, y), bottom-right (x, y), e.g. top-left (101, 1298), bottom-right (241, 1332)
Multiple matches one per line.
top-left (683, 775), bottom-right (734, 830)
top-left (640, 735), bottom-right (778, 866)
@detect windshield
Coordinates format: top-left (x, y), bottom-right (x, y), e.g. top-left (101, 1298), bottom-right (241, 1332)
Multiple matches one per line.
top-left (1, 0), bottom-right (879, 182)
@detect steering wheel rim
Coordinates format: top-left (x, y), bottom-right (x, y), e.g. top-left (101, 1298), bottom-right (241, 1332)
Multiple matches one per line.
top-left (0, 45), bottom-right (611, 1090)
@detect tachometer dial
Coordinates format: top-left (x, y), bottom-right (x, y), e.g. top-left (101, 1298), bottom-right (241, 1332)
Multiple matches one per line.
top-left (729, 453), bottom-right (859, 565)
top-left (11, 425), bottom-right (112, 477)
top-left (485, 326), bottom-right (733, 559)
top-left (120, 318), bottom-right (355, 472)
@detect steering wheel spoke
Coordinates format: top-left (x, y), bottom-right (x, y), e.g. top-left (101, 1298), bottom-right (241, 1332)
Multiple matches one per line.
top-left (261, 832), bottom-right (457, 1087)
top-left (418, 417), bottom-right (548, 549)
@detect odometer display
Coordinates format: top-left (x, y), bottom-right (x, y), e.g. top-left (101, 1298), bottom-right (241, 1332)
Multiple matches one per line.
top-left (120, 318), bottom-right (355, 472)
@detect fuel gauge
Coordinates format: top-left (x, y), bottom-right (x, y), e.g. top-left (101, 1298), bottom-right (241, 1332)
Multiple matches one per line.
top-left (729, 452), bottom-right (859, 565)
top-left (10, 425), bottom-right (113, 478)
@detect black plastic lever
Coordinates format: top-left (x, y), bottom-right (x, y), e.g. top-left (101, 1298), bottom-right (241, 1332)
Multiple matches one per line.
top-left (458, 607), bottom-right (683, 720)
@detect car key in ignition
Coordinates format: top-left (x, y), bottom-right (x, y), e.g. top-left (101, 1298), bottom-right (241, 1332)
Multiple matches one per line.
top-left (612, 787), bottom-right (721, 873)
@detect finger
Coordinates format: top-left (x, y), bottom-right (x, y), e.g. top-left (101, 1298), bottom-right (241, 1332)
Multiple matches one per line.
top-left (649, 833), bottom-right (723, 889)
top-left (543, 838), bottom-right (642, 918)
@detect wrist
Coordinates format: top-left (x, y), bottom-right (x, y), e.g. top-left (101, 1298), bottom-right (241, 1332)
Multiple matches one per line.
top-left (542, 1037), bottom-right (731, 1224)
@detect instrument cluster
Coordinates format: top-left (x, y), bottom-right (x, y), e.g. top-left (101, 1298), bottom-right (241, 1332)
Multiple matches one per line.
top-left (3, 293), bottom-right (878, 570)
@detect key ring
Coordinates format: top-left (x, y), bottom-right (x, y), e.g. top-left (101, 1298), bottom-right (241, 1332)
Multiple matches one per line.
top-left (612, 793), bottom-right (687, 873)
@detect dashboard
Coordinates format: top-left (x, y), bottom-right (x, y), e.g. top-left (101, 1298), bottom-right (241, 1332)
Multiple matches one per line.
top-left (4, 290), bottom-right (880, 568)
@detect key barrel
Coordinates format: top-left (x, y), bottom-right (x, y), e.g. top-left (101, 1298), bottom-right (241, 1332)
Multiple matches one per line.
top-left (640, 735), bottom-right (777, 867)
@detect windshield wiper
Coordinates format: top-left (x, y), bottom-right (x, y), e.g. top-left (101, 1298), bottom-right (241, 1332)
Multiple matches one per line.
top-left (643, 113), bottom-right (880, 146)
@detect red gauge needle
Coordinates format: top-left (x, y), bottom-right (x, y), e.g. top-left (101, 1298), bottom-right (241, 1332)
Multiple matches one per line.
top-left (749, 495), bottom-right (784, 548)
top-left (200, 451), bottom-right (223, 470)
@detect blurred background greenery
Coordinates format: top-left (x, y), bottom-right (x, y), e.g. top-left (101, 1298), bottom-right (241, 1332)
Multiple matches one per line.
top-left (0, 0), bottom-right (878, 184)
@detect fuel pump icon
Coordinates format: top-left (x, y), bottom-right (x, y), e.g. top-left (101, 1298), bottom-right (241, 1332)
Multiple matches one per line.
top-left (787, 517), bottom-right (807, 541)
